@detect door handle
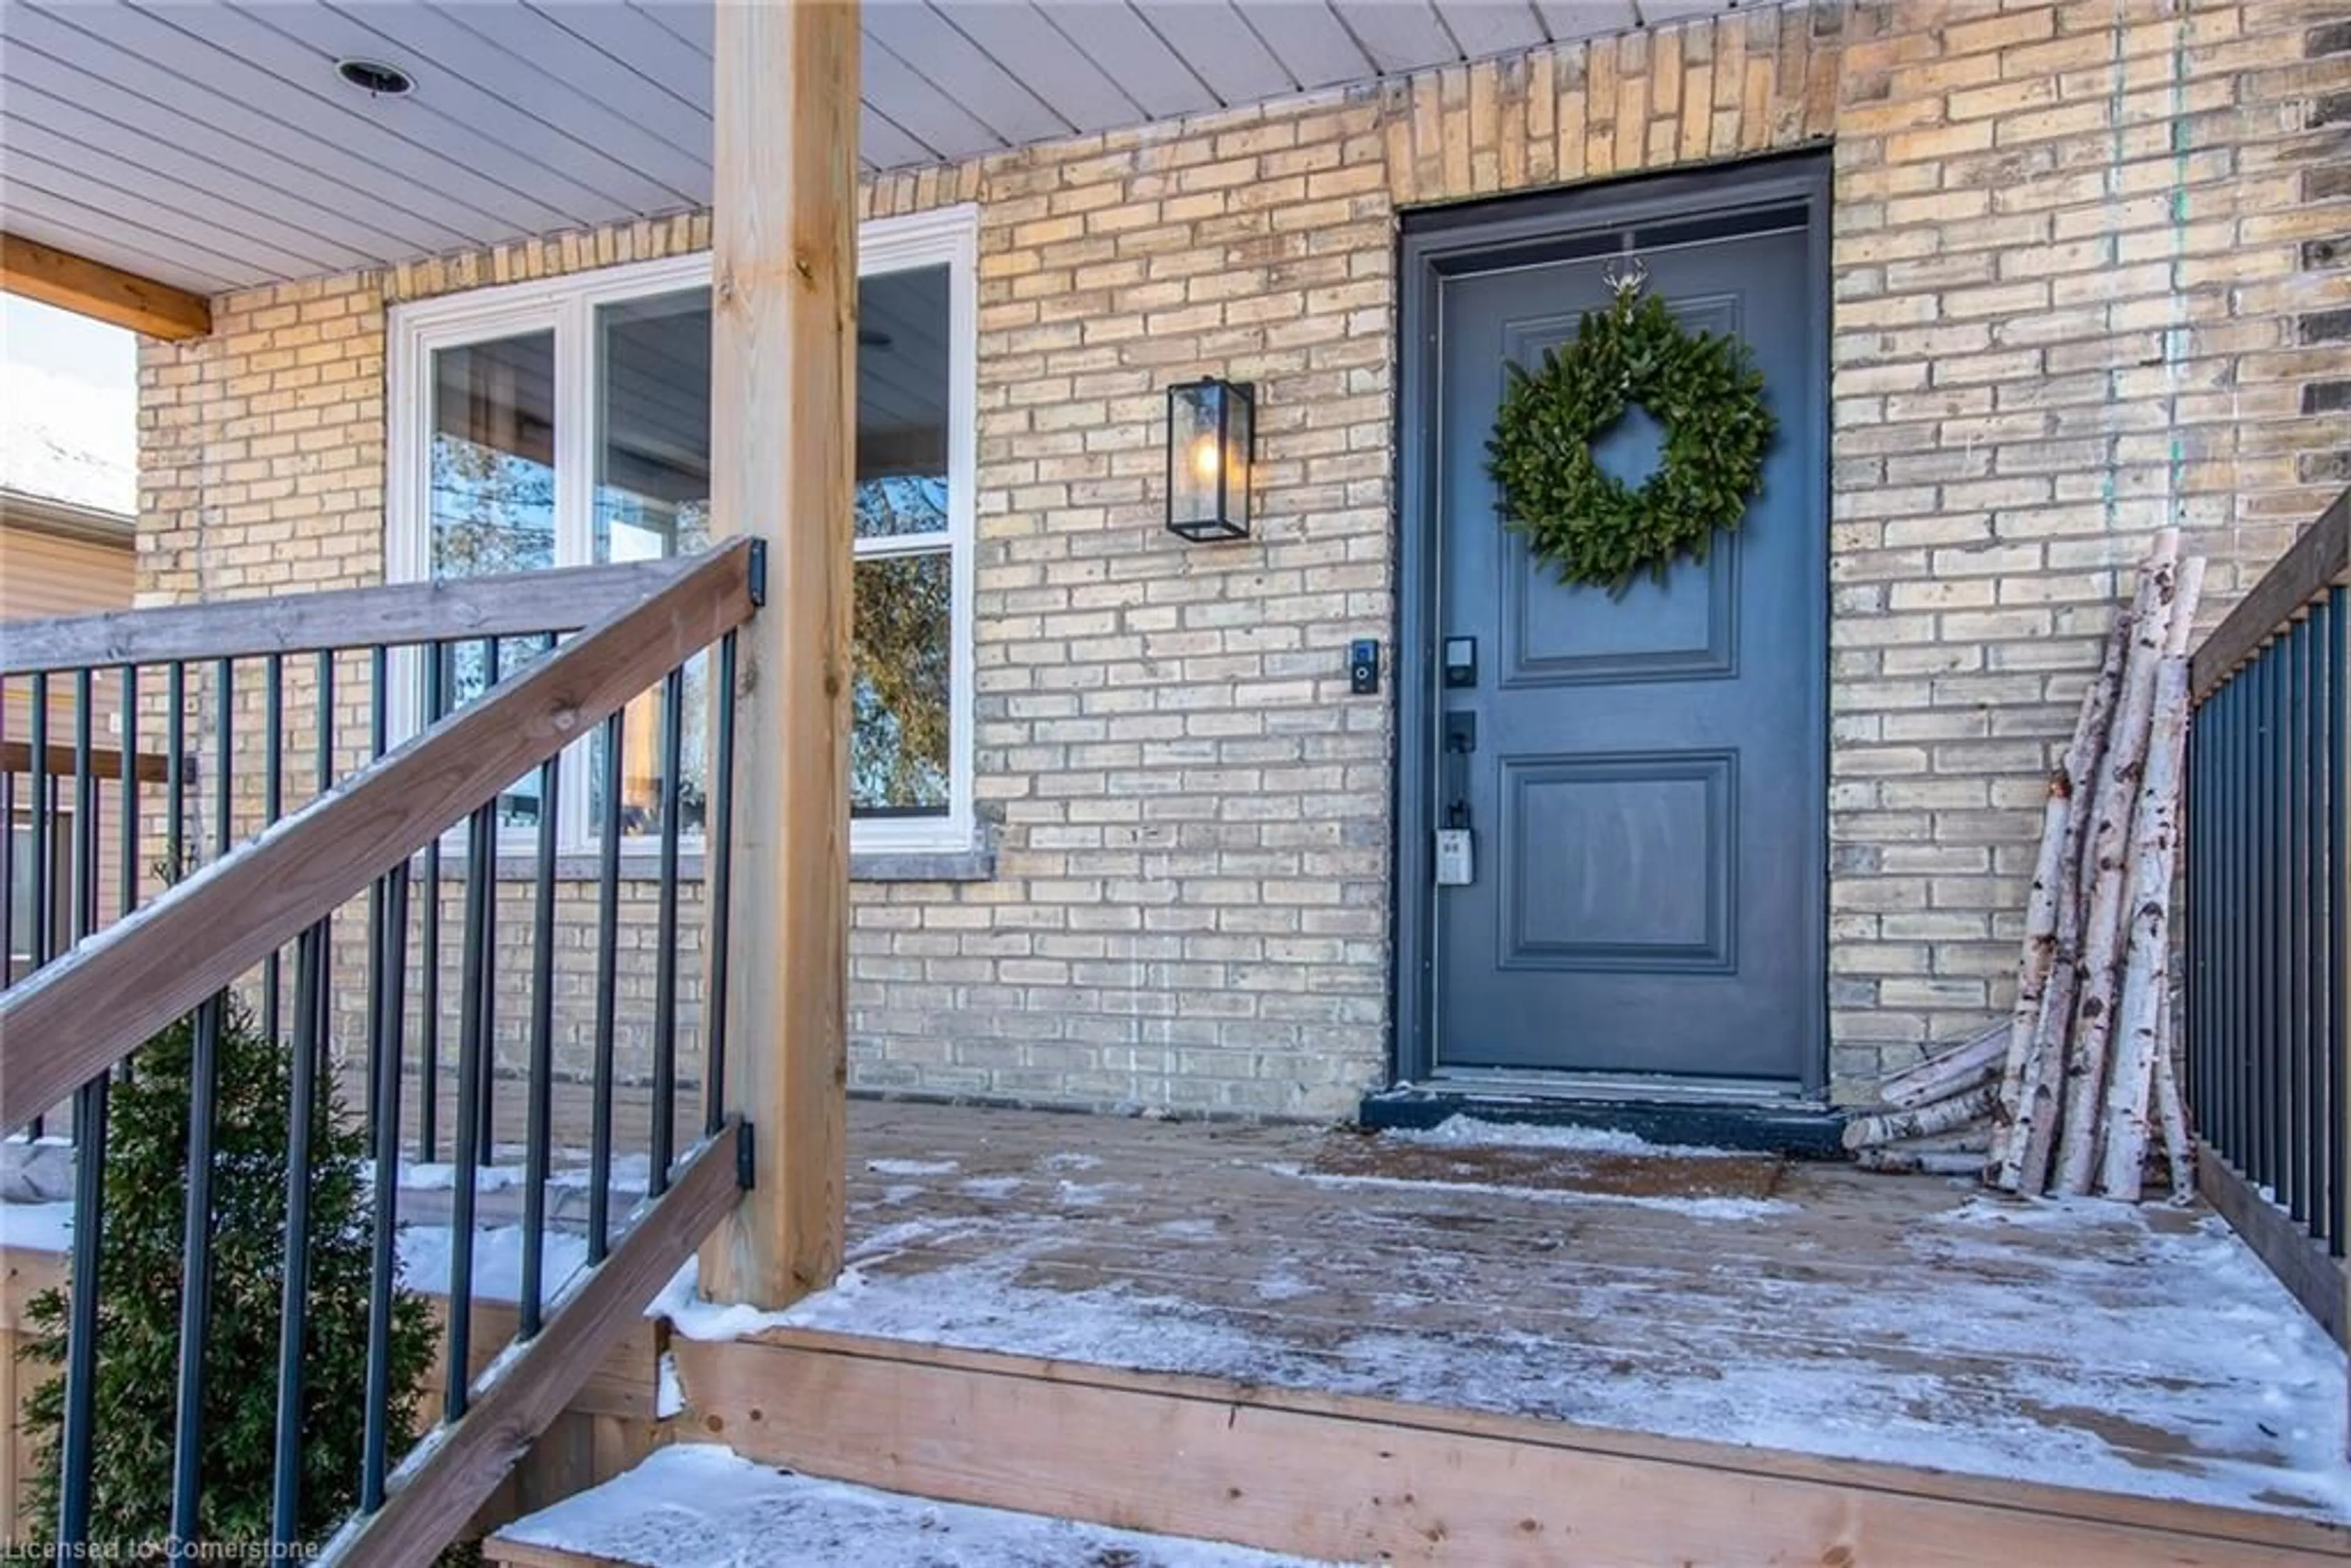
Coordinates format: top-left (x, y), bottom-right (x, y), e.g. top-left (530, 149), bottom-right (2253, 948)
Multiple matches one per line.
top-left (1438, 711), bottom-right (1477, 887)
top-left (1443, 712), bottom-right (1476, 829)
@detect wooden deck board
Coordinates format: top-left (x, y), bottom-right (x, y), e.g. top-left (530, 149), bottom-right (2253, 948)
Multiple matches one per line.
top-left (792, 1100), bottom-right (2351, 1523)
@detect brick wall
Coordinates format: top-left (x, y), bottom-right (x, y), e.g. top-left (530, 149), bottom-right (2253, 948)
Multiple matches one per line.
top-left (138, 0), bottom-right (2351, 1119)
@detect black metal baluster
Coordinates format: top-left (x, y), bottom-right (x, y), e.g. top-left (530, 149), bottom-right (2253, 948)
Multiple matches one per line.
top-left (2238, 669), bottom-right (2257, 1173)
top-left (2185, 691), bottom-right (2202, 1136)
top-left (168, 994), bottom-right (225, 1551)
top-left (588, 710), bottom-right (624, 1263)
top-left (166, 661), bottom-right (187, 880)
top-left (72, 668), bottom-right (96, 948)
top-left (2195, 691), bottom-right (2214, 1143)
top-left (271, 922), bottom-right (326, 1548)
top-left (26, 675), bottom-right (51, 1142)
top-left (315, 653), bottom-right (337, 1080)
top-left (214, 657), bottom-right (233, 860)
top-left (361, 861), bottom-right (411, 1510)
top-left (419, 643), bottom-right (448, 1165)
top-left (2269, 646), bottom-right (2290, 1200)
top-left (119, 664), bottom-right (140, 920)
top-left (521, 634), bottom-right (560, 1339)
top-left (2327, 588), bottom-right (2348, 1257)
top-left (264, 654), bottom-right (285, 1040)
top-left (475, 637), bottom-right (502, 1169)
top-left (30, 671), bottom-right (51, 974)
top-left (1, 689), bottom-right (15, 984)
top-left (56, 676), bottom-right (108, 1551)
top-left (2251, 656), bottom-right (2273, 1192)
top-left (446, 779), bottom-right (496, 1419)
top-left (2219, 677), bottom-right (2238, 1166)
top-left (705, 632), bottom-right (738, 1136)
top-left (363, 647), bottom-right (388, 1148)
top-left (650, 666), bottom-right (685, 1196)
top-left (56, 1056), bottom-right (107, 1552)
top-left (2289, 619), bottom-right (2312, 1229)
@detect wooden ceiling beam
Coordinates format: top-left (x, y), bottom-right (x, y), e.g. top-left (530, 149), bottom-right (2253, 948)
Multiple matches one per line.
top-left (1, 233), bottom-right (210, 340)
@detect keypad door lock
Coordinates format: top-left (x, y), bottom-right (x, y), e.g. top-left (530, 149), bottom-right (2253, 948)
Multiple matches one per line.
top-left (1437, 710), bottom-right (1477, 887)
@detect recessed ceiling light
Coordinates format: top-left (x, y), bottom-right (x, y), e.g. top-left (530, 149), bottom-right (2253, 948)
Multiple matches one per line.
top-left (336, 58), bottom-right (414, 97)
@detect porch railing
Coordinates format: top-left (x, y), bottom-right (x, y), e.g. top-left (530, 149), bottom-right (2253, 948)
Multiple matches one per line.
top-left (2186, 489), bottom-right (2349, 1343)
top-left (0, 541), bottom-right (760, 1566)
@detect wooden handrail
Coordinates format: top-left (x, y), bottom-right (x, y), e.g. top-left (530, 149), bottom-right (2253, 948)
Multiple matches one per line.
top-left (324, 1120), bottom-right (746, 1568)
top-left (0, 538), bottom-right (759, 1133)
top-left (0, 740), bottom-right (168, 784)
top-left (2191, 486), bottom-right (2350, 702)
top-left (1, 552), bottom-right (714, 675)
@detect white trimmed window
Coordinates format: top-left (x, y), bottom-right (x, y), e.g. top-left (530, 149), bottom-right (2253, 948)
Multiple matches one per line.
top-left (387, 206), bottom-right (979, 858)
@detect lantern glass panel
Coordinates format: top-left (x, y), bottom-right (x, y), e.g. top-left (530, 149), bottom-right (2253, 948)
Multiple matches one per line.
top-left (1167, 380), bottom-right (1251, 541)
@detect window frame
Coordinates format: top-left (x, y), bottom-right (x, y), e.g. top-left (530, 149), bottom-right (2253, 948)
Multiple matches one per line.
top-left (385, 205), bottom-right (981, 860)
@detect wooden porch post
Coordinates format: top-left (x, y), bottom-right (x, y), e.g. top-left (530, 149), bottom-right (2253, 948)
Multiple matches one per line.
top-left (699, 0), bottom-right (859, 1309)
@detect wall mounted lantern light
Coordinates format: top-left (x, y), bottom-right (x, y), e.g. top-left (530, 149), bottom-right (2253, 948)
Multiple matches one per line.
top-left (1166, 377), bottom-right (1254, 542)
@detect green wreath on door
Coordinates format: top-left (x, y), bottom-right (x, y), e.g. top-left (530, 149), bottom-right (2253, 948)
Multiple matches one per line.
top-left (1485, 269), bottom-right (1776, 596)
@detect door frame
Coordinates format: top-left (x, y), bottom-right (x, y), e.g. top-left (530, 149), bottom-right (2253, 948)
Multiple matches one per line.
top-left (1392, 151), bottom-right (1833, 1098)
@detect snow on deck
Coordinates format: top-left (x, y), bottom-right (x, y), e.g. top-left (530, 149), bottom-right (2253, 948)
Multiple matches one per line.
top-left (745, 1102), bottom-right (2351, 1523)
top-left (498, 1443), bottom-right (1339, 1567)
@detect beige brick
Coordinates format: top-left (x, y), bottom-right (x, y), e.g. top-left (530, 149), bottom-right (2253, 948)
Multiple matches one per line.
top-left (136, 0), bottom-right (2348, 1112)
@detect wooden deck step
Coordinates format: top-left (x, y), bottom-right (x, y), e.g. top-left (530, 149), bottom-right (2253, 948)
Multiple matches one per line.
top-left (481, 1442), bottom-right (1332, 1567)
top-left (646, 1326), bottom-right (2351, 1568)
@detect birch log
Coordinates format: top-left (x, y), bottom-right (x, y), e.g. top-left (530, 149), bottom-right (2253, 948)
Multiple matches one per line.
top-left (1859, 1149), bottom-right (1989, 1176)
top-left (2002, 562), bottom-right (2161, 1193)
top-left (2053, 531), bottom-right (2180, 1195)
top-left (1843, 1084), bottom-right (1999, 1151)
top-left (1988, 608), bottom-right (2132, 1176)
top-left (2155, 1028), bottom-right (2195, 1202)
top-left (2011, 960), bottom-right (2072, 1192)
top-left (1882, 1021), bottom-right (2006, 1109)
top-left (2096, 559), bottom-right (2203, 1198)
top-left (1859, 1149), bottom-right (1990, 1176)
top-left (2093, 656), bottom-right (2191, 1199)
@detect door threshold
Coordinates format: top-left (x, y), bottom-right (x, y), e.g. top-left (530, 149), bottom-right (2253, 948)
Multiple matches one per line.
top-left (1359, 1081), bottom-right (1847, 1158)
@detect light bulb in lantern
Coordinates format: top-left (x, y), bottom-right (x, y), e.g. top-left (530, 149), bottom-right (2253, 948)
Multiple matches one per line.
top-left (1190, 433), bottom-right (1221, 483)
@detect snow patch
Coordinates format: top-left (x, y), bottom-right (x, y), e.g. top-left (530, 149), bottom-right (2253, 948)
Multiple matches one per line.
top-left (402, 1161), bottom-right (528, 1193)
top-left (648, 1258), bottom-right (799, 1343)
top-left (864, 1158), bottom-right (958, 1177)
top-left (656, 1352), bottom-right (684, 1420)
top-left (956, 1176), bottom-right (1025, 1200)
top-left (1279, 1163), bottom-right (1791, 1220)
top-left (1388, 1115), bottom-right (1738, 1158)
top-left (0, 1201), bottom-right (75, 1254)
top-left (500, 1444), bottom-right (1340, 1567)
top-left (397, 1223), bottom-right (589, 1305)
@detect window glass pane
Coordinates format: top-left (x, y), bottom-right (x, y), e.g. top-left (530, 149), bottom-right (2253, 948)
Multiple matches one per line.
top-left (430, 333), bottom-right (556, 577)
top-left (588, 659), bottom-right (708, 841)
top-left (852, 551), bottom-right (951, 817)
top-left (594, 289), bottom-right (713, 839)
top-left (437, 638), bottom-right (553, 830)
top-left (430, 331), bottom-right (556, 827)
top-left (595, 289), bottom-right (711, 563)
top-left (857, 264), bottom-right (950, 540)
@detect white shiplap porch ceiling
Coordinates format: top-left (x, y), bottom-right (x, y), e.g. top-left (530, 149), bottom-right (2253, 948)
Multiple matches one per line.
top-left (0, 0), bottom-right (1741, 299)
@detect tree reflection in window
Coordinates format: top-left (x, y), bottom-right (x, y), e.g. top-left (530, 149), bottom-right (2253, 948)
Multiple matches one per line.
top-left (427, 331), bottom-right (558, 827)
top-left (852, 477), bottom-right (950, 816)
